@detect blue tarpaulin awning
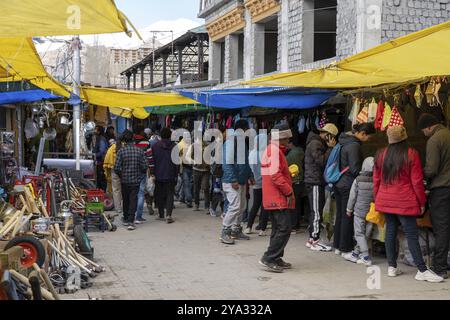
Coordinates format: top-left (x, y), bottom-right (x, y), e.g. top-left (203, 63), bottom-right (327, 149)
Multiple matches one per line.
top-left (179, 87), bottom-right (335, 109)
top-left (0, 89), bottom-right (60, 105)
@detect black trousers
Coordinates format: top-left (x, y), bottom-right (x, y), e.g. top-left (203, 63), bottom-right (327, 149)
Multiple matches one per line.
top-left (96, 164), bottom-right (107, 191)
top-left (291, 183), bottom-right (309, 229)
top-left (263, 210), bottom-right (293, 263)
top-left (333, 186), bottom-right (354, 252)
top-left (429, 187), bottom-right (450, 274)
top-left (155, 181), bottom-right (176, 218)
top-left (121, 184), bottom-right (139, 223)
top-left (193, 170), bottom-right (210, 208)
top-left (307, 184), bottom-right (325, 241)
top-left (247, 188), bottom-right (269, 230)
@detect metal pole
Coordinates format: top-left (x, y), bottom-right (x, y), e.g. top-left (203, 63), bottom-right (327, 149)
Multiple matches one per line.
top-left (72, 36), bottom-right (82, 171)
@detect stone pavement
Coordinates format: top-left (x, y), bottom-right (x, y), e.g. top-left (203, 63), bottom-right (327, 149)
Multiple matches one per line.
top-left (67, 203), bottom-right (450, 300)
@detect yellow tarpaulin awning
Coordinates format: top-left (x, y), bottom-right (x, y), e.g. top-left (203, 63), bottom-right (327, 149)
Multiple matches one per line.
top-left (80, 86), bottom-right (198, 109)
top-left (245, 21), bottom-right (450, 89)
top-left (0, 0), bottom-right (131, 37)
top-left (0, 38), bottom-right (197, 118)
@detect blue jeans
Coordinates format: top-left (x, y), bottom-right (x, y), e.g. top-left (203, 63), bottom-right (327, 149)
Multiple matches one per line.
top-left (182, 166), bottom-right (193, 205)
top-left (135, 176), bottom-right (146, 221)
top-left (385, 213), bottom-right (427, 272)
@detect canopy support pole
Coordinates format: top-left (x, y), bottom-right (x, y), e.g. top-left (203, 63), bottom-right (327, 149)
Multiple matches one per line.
top-left (72, 36), bottom-right (82, 171)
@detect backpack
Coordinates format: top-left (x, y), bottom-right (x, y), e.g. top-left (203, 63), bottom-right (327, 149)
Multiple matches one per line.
top-left (324, 143), bottom-right (350, 185)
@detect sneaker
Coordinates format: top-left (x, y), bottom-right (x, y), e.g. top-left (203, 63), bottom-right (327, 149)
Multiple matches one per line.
top-left (209, 208), bottom-right (217, 217)
top-left (306, 238), bottom-right (314, 248)
top-left (276, 259), bottom-right (292, 270)
top-left (255, 225), bottom-right (262, 231)
top-left (259, 259), bottom-right (284, 273)
top-left (244, 227), bottom-right (253, 235)
top-left (437, 272), bottom-right (449, 279)
top-left (127, 224), bottom-right (136, 231)
top-left (220, 229), bottom-right (235, 245)
top-left (334, 249), bottom-right (341, 255)
top-left (415, 269), bottom-right (444, 283)
top-left (231, 229), bottom-right (250, 240)
top-left (259, 230), bottom-right (268, 237)
top-left (194, 205), bottom-right (200, 211)
top-left (310, 240), bottom-right (332, 252)
top-left (356, 256), bottom-right (373, 266)
top-left (343, 252), bottom-right (359, 263)
top-left (187, 203), bottom-right (193, 208)
top-left (388, 267), bottom-right (403, 277)
top-left (166, 216), bottom-right (174, 224)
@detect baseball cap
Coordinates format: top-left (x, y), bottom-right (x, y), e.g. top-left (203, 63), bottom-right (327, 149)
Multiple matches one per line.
top-left (319, 123), bottom-right (339, 136)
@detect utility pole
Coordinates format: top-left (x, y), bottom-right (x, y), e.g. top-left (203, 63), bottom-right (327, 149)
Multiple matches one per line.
top-left (72, 36), bottom-right (82, 171)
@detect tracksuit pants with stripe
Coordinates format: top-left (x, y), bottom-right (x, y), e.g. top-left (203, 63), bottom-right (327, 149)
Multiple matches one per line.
top-left (306, 184), bottom-right (325, 241)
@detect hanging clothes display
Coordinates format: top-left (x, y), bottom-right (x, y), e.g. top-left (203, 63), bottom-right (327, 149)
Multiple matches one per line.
top-left (348, 98), bottom-right (360, 126)
top-left (375, 100), bottom-right (385, 130)
top-left (388, 106), bottom-right (405, 128)
top-left (356, 105), bottom-right (369, 124)
top-left (319, 112), bottom-right (327, 128)
top-left (381, 102), bottom-right (392, 131)
top-left (368, 98), bottom-right (378, 122)
top-left (414, 84), bottom-right (423, 108)
top-left (298, 116), bottom-right (306, 134)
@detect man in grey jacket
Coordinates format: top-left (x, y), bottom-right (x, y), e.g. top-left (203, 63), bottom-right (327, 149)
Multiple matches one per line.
top-left (419, 114), bottom-right (450, 279)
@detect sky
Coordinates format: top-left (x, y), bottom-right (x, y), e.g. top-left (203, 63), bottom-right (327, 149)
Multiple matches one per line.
top-left (115, 0), bottom-right (203, 29)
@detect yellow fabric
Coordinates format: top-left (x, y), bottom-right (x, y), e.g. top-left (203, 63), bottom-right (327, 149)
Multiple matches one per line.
top-left (0, 0), bottom-right (129, 37)
top-left (366, 203), bottom-right (385, 227)
top-left (0, 38), bottom-right (193, 119)
top-left (80, 86), bottom-right (198, 109)
top-left (103, 144), bottom-right (117, 170)
top-left (245, 21), bottom-right (450, 88)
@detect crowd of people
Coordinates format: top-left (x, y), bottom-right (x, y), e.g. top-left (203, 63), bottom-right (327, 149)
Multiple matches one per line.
top-left (96, 113), bottom-right (449, 283)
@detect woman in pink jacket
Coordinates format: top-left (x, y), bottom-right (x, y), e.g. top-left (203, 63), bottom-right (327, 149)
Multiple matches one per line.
top-left (374, 126), bottom-right (443, 283)
top-left (259, 124), bottom-right (295, 273)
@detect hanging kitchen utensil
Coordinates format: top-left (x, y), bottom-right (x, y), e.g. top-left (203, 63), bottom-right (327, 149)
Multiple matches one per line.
top-left (58, 112), bottom-right (72, 129)
top-left (42, 101), bottom-right (55, 113)
top-left (43, 116), bottom-right (56, 141)
top-left (24, 118), bottom-right (39, 139)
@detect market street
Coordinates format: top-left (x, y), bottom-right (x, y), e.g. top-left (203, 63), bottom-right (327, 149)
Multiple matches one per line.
top-left (67, 204), bottom-right (450, 300)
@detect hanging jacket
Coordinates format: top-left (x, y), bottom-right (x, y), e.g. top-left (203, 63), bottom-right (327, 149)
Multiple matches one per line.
top-left (335, 132), bottom-right (362, 190)
top-left (304, 132), bottom-right (331, 186)
top-left (261, 143), bottom-right (295, 211)
top-left (373, 148), bottom-right (426, 216)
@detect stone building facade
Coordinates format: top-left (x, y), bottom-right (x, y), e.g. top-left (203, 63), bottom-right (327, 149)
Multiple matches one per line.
top-left (198, 0), bottom-right (450, 87)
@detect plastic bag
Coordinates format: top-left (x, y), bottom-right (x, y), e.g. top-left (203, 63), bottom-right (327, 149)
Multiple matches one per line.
top-left (366, 203), bottom-right (385, 227)
top-left (146, 176), bottom-right (155, 197)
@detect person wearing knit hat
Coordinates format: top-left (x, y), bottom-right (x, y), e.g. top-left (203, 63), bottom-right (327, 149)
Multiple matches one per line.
top-left (259, 124), bottom-right (296, 273)
top-left (419, 113), bottom-right (450, 279)
top-left (373, 125), bottom-right (444, 283)
top-left (386, 125), bottom-right (408, 144)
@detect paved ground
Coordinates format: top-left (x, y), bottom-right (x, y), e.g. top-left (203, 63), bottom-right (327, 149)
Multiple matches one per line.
top-left (67, 203), bottom-right (450, 300)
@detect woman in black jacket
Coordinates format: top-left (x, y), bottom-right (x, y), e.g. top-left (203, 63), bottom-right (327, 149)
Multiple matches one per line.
top-left (333, 123), bottom-right (376, 255)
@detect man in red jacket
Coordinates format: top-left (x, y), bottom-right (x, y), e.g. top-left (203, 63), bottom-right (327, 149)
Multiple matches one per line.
top-left (259, 124), bottom-right (295, 273)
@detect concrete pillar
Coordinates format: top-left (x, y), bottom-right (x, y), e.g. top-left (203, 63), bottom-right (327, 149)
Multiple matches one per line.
top-left (149, 63), bottom-right (154, 88)
top-left (302, 0), bottom-right (315, 64)
top-left (227, 34), bottom-right (240, 81)
top-left (355, 0), bottom-right (382, 53)
top-left (243, 10), bottom-right (253, 81)
top-left (209, 40), bottom-right (222, 81)
top-left (280, 0), bottom-right (289, 72)
top-left (132, 70), bottom-right (137, 91)
top-left (140, 65), bottom-right (145, 89)
top-left (126, 73), bottom-right (131, 90)
top-left (162, 54), bottom-right (168, 86)
top-left (253, 23), bottom-right (265, 76)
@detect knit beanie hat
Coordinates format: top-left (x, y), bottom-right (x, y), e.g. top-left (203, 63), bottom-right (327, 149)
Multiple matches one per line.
top-left (271, 124), bottom-right (293, 141)
top-left (418, 113), bottom-right (439, 130)
top-left (386, 125), bottom-right (408, 144)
